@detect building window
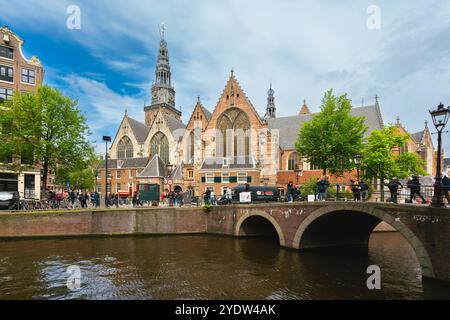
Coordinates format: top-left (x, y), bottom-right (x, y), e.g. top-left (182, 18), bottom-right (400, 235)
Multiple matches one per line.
top-left (116, 183), bottom-right (121, 193)
top-left (117, 136), bottom-right (134, 159)
top-left (222, 172), bottom-right (230, 183)
top-left (205, 173), bottom-right (214, 184)
top-left (21, 68), bottom-right (35, 85)
top-left (0, 65), bottom-right (13, 82)
top-left (0, 45), bottom-right (13, 59)
top-left (288, 152), bottom-right (302, 171)
top-left (150, 131), bottom-right (169, 164)
top-left (188, 170), bottom-right (194, 179)
top-left (106, 183), bottom-right (111, 193)
top-left (216, 108), bottom-right (251, 157)
top-left (116, 170), bottom-right (121, 179)
top-left (0, 87), bottom-right (12, 102)
top-left (237, 172), bottom-right (247, 183)
top-left (206, 186), bottom-right (215, 193)
top-left (97, 183), bottom-right (102, 193)
top-left (129, 170), bottom-right (133, 179)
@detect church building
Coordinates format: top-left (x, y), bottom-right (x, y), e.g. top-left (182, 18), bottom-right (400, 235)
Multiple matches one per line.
top-left (97, 31), bottom-right (431, 200)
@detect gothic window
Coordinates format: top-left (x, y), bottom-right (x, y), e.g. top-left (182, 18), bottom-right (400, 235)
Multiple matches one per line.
top-left (216, 108), bottom-right (251, 158)
top-left (117, 136), bottom-right (134, 159)
top-left (288, 152), bottom-right (302, 171)
top-left (150, 131), bottom-right (169, 164)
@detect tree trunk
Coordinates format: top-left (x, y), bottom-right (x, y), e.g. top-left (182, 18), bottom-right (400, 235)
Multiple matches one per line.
top-left (323, 168), bottom-right (327, 176)
top-left (42, 160), bottom-right (48, 199)
top-left (380, 177), bottom-right (385, 202)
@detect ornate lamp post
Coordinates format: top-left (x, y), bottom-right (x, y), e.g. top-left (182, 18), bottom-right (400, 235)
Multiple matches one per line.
top-left (103, 136), bottom-right (111, 207)
top-left (294, 165), bottom-right (303, 186)
top-left (354, 154), bottom-right (362, 184)
top-left (166, 163), bottom-right (174, 206)
top-left (429, 103), bottom-right (450, 207)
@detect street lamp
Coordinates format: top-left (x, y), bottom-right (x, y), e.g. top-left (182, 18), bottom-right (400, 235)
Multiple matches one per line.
top-left (103, 136), bottom-right (111, 207)
top-left (429, 103), bottom-right (450, 207)
top-left (294, 165), bottom-right (303, 186)
top-left (354, 154), bottom-right (362, 184)
top-left (166, 163), bottom-right (174, 206)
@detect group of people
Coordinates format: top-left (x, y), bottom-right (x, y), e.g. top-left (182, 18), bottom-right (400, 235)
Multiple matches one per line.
top-left (386, 175), bottom-right (449, 204)
top-left (161, 190), bottom-right (185, 207)
top-left (46, 189), bottom-right (100, 208)
top-left (349, 180), bottom-right (370, 202)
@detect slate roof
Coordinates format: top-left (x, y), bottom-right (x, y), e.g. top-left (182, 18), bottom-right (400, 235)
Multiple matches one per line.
top-left (411, 131), bottom-right (424, 144)
top-left (137, 154), bottom-right (167, 178)
top-left (201, 156), bottom-right (258, 170)
top-left (98, 157), bottom-right (150, 169)
top-left (267, 105), bottom-right (384, 150)
top-left (171, 163), bottom-right (184, 180)
top-left (128, 117), bottom-right (150, 144)
top-left (200, 106), bottom-right (212, 121)
top-left (163, 113), bottom-right (186, 141)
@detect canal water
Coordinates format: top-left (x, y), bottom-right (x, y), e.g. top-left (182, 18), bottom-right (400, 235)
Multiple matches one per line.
top-left (0, 232), bottom-right (448, 300)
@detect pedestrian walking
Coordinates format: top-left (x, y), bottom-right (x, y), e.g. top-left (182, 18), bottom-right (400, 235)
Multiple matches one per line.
top-left (407, 176), bottom-right (426, 204)
top-left (350, 179), bottom-right (361, 201)
top-left (287, 181), bottom-right (294, 203)
top-left (388, 178), bottom-right (403, 204)
top-left (360, 181), bottom-right (369, 202)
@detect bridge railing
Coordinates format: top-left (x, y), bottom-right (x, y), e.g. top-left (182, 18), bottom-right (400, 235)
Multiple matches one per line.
top-left (323, 183), bottom-right (438, 204)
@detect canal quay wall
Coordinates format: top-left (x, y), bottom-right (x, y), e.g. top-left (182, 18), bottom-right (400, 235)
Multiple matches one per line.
top-left (0, 202), bottom-right (449, 284)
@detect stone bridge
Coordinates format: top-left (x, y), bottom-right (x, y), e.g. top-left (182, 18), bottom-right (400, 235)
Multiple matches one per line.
top-left (0, 202), bottom-right (449, 284)
top-left (206, 202), bottom-right (450, 284)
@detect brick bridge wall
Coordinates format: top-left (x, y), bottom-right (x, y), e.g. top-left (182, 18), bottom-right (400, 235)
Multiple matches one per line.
top-left (0, 203), bottom-right (449, 283)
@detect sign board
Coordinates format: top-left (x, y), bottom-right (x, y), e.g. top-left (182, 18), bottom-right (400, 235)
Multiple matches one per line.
top-left (240, 192), bottom-right (252, 203)
top-left (308, 195), bottom-right (315, 202)
top-left (167, 179), bottom-right (173, 186)
top-left (138, 184), bottom-right (160, 202)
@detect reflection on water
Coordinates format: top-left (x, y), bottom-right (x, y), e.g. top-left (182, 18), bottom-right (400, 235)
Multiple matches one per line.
top-left (0, 233), bottom-right (448, 300)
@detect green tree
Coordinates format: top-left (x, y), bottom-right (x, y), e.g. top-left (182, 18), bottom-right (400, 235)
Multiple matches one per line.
top-left (0, 86), bottom-right (94, 194)
top-left (361, 125), bottom-right (426, 199)
top-left (295, 89), bottom-right (367, 176)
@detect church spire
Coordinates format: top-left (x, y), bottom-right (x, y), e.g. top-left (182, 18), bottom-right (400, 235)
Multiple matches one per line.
top-left (299, 99), bottom-right (311, 115)
top-left (145, 24), bottom-right (180, 125)
top-left (264, 82), bottom-right (276, 119)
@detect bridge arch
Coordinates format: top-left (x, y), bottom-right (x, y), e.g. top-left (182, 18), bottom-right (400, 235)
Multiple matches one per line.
top-left (235, 211), bottom-right (286, 247)
top-left (292, 205), bottom-right (435, 278)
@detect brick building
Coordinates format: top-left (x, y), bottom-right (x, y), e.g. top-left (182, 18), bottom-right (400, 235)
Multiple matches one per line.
top-left (0, 26), bottom-right (44, 199)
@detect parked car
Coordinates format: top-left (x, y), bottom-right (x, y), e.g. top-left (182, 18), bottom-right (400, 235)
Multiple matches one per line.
top-left (231, 186), bottom-right (280, 203)
top-left (0, 191), bottom-right (19, 210)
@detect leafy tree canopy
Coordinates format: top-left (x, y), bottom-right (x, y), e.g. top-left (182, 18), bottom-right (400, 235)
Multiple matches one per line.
top-left (0, 85), bottom-right (95, 193)
top-left (361, 125), bottom-right (426, 183)
top-left (295, 89), bottom-right (367, 176)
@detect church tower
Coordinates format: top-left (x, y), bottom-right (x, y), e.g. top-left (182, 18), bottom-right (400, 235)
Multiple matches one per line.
top-left (264, 83), bottom-right (276, 119)
top-left (145, 25), bottom-right (181, 126)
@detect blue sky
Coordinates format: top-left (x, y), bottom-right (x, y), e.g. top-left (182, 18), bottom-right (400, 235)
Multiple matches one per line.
top-left (1, 0), bottom-right (450, 153)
